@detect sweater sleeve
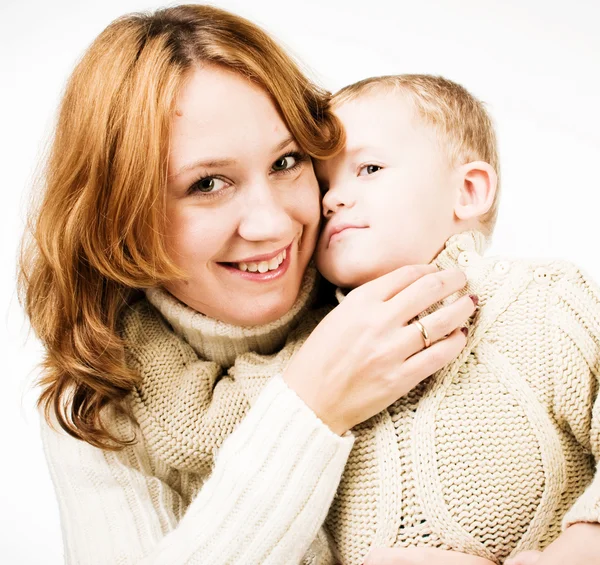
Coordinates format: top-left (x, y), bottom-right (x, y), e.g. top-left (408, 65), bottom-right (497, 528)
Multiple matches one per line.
top-left (41, 375), bottom-right (354, 565)
top-left (551, 264), bottom-right (600, 527)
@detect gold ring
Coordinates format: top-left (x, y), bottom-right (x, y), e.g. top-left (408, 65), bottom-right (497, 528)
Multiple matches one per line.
top-left (412, 319), bottom-right (431, 349)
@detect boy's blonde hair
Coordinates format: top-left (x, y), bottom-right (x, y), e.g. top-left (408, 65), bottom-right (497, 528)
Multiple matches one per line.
top-left (334, 75), bottom-right (500, 233)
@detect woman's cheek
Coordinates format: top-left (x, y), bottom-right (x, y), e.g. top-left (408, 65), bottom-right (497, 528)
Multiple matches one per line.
top-left (167, 205), bottom-right (228, 267)
top-left (297, 175), bottom-right (322, 237)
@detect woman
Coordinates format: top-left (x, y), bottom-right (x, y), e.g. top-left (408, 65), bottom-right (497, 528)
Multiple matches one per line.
top-left (19, 5), bottom-right (478, 564)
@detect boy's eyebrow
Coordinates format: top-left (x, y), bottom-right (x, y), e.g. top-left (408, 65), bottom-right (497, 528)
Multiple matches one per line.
top-left (344, 145), bottom-right (381, 157)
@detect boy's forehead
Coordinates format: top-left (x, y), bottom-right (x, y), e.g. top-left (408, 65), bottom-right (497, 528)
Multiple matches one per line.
top-left (335, 89), bottom-right (418, 149)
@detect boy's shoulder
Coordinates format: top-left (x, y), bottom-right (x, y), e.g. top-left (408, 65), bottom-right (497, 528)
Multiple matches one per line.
top-left (464, 251), bottom-right (598, 293)
top-left (439, 232), bottom-right (596, 289)
top-left (463, 253), bottom-right (600, 342)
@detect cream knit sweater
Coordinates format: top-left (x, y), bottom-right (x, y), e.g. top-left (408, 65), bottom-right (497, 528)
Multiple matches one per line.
top-left (40, 266), bottom-right (354, 565)
top-left (328, 230), bottom-right (600, 565)
top-left (41, 231), bottom-right (600, 565)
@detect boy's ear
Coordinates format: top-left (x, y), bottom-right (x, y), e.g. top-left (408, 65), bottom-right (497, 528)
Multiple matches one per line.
top-left (454, 161), bottom-right (498, 221)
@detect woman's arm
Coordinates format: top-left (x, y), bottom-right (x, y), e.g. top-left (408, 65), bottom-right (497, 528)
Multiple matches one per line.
top-left (42, 375), bottom-right (352, 565)
top-left (42, 265), bottom-right (473, 564)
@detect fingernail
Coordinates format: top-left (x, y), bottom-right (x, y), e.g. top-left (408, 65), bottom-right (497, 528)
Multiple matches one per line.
top-left (461, 327), bottom-right (468, 336)
top-left (469, 294), bottom-right (479, 306)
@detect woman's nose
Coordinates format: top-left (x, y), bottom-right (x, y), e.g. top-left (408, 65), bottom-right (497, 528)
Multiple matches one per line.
top-left (238, 182), bottom-right (293, 242)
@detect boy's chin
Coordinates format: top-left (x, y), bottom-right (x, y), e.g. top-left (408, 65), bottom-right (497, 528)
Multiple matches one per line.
top-left (319, 264), bottom-right (380, 290)
top-left (316, 248), bottom-right (386, 289)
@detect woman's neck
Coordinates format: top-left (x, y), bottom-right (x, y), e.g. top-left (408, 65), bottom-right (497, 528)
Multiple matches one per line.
top-left (145, 264), bottom-right (318, 367)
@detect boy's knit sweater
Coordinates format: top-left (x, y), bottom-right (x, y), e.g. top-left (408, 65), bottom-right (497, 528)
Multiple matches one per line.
top-left (40, 266), bottom-right (354, 565)
top-left (328, 230), bottom-right (600, 565)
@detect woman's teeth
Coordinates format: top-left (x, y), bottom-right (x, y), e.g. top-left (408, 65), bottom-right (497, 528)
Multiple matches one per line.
top-left (236, 249), bottom-right (286, 273)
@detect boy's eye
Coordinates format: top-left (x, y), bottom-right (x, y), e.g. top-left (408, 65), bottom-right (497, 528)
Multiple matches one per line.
top-left (358, 164), bottom-right (382, 176)
top-left (272, 155), bottom-right (297, 171)
top-left (189, 176), bottom-right (229, 194)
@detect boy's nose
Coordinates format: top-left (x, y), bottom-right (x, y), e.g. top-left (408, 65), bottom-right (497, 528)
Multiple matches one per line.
top-left (322, 187), bottom-right (355, 218)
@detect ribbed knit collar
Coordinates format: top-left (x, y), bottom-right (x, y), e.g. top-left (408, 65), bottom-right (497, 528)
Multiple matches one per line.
top-left (335, 230), bottom-right (489, 304)
top-left (432, 230), bottom-right (489, 270)
top-left (146, 264), bottom-right (318, 367)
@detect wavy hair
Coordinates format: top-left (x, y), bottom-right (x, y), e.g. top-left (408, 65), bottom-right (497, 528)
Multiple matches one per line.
top-left (19, 4), bottom-right (343, 449)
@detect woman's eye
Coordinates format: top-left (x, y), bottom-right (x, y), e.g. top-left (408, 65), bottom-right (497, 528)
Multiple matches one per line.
top-left (189, 176), bottom-right (229, 194)
top-left (358, 164), bottom-right (382, 176)
top-left (272, 155), bottom-right (297, 171)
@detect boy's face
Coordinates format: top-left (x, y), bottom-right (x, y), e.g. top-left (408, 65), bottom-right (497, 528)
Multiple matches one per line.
top-left (315, 90), bottom-right (460, 288)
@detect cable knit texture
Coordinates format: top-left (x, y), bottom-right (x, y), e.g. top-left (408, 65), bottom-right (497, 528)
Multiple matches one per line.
top-left (40, 265), bottom-right (355, 565)
top-left (327, 230), bottom-right (600, 565)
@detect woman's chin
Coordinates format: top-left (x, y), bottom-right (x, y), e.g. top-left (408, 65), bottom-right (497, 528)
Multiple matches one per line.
top-left (232, 295), bottom-right (298, 327)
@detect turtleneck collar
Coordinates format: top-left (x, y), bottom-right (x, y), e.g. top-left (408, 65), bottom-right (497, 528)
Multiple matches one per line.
top-left (335, 230), bottom-right (489, 304)
top-left (432, 230), bottom-right (489, 270)
top-left (146, 264), bottom-right (319, 367)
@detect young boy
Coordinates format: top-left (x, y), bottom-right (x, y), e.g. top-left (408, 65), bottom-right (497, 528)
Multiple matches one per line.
top-left (315, 75), bottom-right (600, 565)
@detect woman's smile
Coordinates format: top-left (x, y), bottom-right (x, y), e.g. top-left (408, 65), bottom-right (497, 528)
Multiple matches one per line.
top-left (218, 240), bottom-right (294, 282)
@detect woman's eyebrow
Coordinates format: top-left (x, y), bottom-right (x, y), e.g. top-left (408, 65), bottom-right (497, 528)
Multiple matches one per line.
top-left (273, 135), bottom-right (295, 153)
top-left (172, 158), bottom-right (236, 178)
top-left (171, 136), bottom-right (296, 179)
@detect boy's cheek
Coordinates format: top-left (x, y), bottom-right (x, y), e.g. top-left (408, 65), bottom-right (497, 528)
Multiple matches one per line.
top-left (315, 243), bottom-right (343, 286)
top-left (314, 240), bottom-right (329, 273)
top-left (315, 243), bottom-right (365, 288)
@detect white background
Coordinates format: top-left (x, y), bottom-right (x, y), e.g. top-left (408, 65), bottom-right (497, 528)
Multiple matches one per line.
top-left (1, 0), bottom-right (599, 562)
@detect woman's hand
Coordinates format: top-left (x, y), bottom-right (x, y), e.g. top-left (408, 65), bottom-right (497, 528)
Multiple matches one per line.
top-left (284, 264), bottom-right (475, 435)
top-left (504, 523), bottom-right (600, 565)
top-left (504, 551), bottom-right (542, 565)
top-left (363, 547), bottom-right (496, 564)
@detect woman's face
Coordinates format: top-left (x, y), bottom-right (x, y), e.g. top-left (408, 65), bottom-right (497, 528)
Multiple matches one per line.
top-left (164, 65), bottom-right (320, 326)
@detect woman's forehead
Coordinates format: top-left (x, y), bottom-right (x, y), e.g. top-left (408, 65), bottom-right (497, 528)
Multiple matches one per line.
top-left (169, 66), bottom-right (293, 174)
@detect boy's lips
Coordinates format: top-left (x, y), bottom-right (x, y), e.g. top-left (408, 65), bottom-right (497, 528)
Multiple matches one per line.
top-left (326, 222), bottom-right (368, 247)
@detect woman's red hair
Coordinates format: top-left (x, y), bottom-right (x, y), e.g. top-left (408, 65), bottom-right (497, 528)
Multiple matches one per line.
top-left (19, 4), bottom-right (343, 449)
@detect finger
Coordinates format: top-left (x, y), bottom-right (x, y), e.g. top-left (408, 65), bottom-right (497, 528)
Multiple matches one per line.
top-left (364, 547), bottom-right (496, 565)
top-left (363, 547), bottom-right (410, 565)
top-left (388, 269), bottom-right (468, 321)
top-left (396, 327), bottom-right (467, 391)
top-left (355, 264), bottom-right (438, 302)
top-left (415, 294), bottom-right (476, 346)
top-left (505, 551), bottom-right (543, 565)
